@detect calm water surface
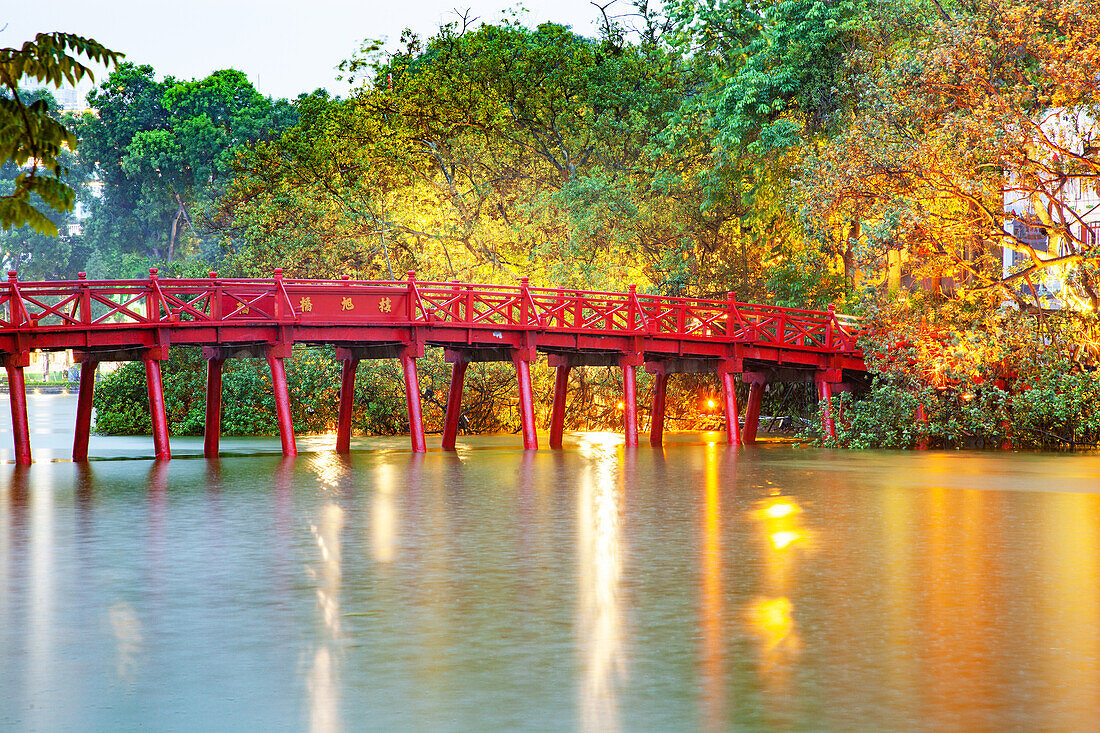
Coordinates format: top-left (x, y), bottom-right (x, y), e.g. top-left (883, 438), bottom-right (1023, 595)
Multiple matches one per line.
top-left (2, 395), bottom-right (1100, 731)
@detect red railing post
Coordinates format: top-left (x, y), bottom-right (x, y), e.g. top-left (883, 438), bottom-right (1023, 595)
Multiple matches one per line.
top-left (208, 271), bottom-right (221, 321)
top-left (8, 270), bottom-right (29, 326)
top-left (519, 276), bottom-right (529, 325)
top-left (146, 268), bottom-right (160, 322)
top-left (406, 271), bottom-right (418, 322)
top-left (627, 285), bottom-right (637, 331)
top-left (826, 303), bottom-right (836, 349)
top-left (727, 291), bottom-right (738, 337)
top-left (273, 268), bottom-right (284, 318)
top-left (77, 272), bottom-right (91, 325)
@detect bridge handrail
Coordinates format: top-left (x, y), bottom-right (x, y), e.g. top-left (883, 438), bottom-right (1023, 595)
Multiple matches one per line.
top-left (1, 271), bottom-right (863, 355)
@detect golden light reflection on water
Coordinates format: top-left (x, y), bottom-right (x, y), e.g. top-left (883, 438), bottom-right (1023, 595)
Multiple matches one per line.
top-left (577, 436), bottom-right (625, 733)
top-left (747, 492), bottom-right (807, 697)
top-left (700, 443), bottom-right (725, 731)
top-left (1038, 492), bottom-right (1100, 729)
top-left (307, 500), bottom-right (344, 732)
top-left (371, 464), bottom-right (397, 564)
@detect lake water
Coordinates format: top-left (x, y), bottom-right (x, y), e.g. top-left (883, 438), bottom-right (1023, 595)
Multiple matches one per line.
top-left (2, 395), bottom-right (1100, 731)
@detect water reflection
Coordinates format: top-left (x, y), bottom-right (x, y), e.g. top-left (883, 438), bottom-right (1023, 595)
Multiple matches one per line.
top-left (5, 434), bottom-right (1100, 730)
top-left (307, 496), bottom-right (345, 732)
top-left (371, 463), bottom-right (398, 565)
top-left (576, 435), bottom-right (626, 733)
top-left (747, 490), bottom-right (807, 709)
top-left (699, 443), bottom-right (725, 731)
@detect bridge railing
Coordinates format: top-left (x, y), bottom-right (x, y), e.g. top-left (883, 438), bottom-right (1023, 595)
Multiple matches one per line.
top-left (1, 270), bottom-right (862, 355)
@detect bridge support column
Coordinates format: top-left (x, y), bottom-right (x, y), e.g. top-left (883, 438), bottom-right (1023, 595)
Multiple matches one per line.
top-left (815, 371), bottom-right (837, 440)
top-left (513, 351), bottom-right (538, 451)
top-left (650, 372), bottom-right (668, 447)
top-left (145, 356), bottom-right (171, 461)
top-left (621, 359), bottom-right (638, 447)
top-left (401, 347), bottom-right (427, 453)
top-left (720, 370), bottom-right (741, 446)
top-left (204, 358), bottom-right (224, 459)
top-left (741, 374), bottom-right (767, 445)
top-left (266, 349), bottom-right (297, 457)
top-left (73, 359), bottom-right (98, 462)
top-left (336, 358), bottom-right (359, 453)
top-left (442, 359), bottom-right (468, 451)
top-left (549, 365), bottom-right (570, 449)
top-left (5, 356), bottom-right (31, 466)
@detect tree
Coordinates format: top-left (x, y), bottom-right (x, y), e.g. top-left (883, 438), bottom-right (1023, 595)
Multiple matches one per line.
top-left (77, 63), bottom-right (297, 270)
top-left (0, 32), bottom-right (121, 235)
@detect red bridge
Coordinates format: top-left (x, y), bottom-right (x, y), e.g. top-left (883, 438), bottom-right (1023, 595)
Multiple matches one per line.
top-left (0, 269), bottom-right (866, 464)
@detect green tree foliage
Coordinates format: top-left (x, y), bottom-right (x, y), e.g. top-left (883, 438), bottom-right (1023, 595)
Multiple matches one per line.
top-left (0, 32), bottom-right (121, 235)
top-left (77, 64), bottom-right (297, 274)
top-left (212, 16), bottom-right (725, 294)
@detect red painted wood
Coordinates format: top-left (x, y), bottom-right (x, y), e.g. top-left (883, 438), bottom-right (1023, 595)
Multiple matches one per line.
top-left (622, 362), bottom-right (638, 447)
top-left (336, 358), bottom-right (359, 453)
top-left (650, 372), bottom-right (668, 447)
top-left (73, 359), bottom-right (97, 461)
top-left (0, 272), bottom-right (874, 462)
top-left (401, 349), bottom-right (426, 453)
top-left (204, 358), bottom-right (224, 458)
top-left (266, 353), bottom-right (297, 457)
top-left (442, 359), bottom-right (468, 450)
top-left (742, 381), bottom-right (765, 445)
top-left (721, 371), bottom-right (741, 446)
top-left (515, 356), bottom-right (538, 450)
top-left (145, 358), bottom-right (171, 461)
top-left (6, 364), bottom-right (31, 465)
top-left (549, 365), bottom-right (570, 449)
top-left (817, 378), bottom-right (836, 440)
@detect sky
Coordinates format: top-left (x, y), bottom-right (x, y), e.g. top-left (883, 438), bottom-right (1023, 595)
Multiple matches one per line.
top-left (3, 0), bottom-right (606, 100)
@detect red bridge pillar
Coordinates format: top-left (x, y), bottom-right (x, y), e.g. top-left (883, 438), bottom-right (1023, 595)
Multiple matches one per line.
top-left (73, 358), bottom-right (98, 461)
top-left (336, 358), bottom-right (359, 453)
top-left (720, 369), bottom-right (741, 446)
top-left (5, 355), bottom-right (31, 466)
top-left (266, 347), bottom-right (297, 457)
top-left (815, 369), bottom-right (839, 440)
top-left (513, 349), bottom-right (538, 451)
top-left (649, 371), bottom-right (668, 447)
top-left (549, 364), bottom-right (570, 449)
top-left (620, 355), bottom-right (639, 447)
top-left (741, 372), bottom-right (767, 445)
top-left (401, 346), bottom-right (427, 453)
top-left (145, 354), bottom-right (171, 461)
top-left (442, 358), bottom-right (468, 451)
top-left (204, 357), bottom-right (224, 459)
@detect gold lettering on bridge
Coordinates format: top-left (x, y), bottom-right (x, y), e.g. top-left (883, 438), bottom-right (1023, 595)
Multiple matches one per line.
top-left (298, 297), bottom-right (313, 313)
top-left (341, 297), bottom-right (354, 311)
top-left (378, 297), bottom-right (392, 314)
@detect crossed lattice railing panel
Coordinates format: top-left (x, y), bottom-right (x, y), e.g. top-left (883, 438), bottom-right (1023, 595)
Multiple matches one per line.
top-left (1, 270), bottom-right (863, 355)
